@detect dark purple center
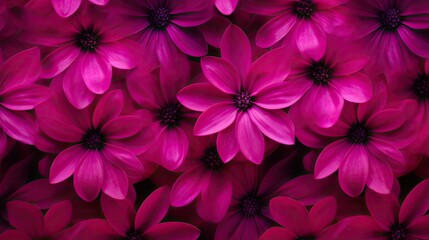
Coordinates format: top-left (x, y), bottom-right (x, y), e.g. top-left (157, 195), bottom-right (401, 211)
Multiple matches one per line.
top-left (150, 7), bottom-right (171, 28)
top-left (295, 0), bottom-right (315, 18)
top-left (412, 76), bottom-right (429, 101)
top-left (380, 9), bottom-right (401, 30)
top-left (126, 230), bottom-right (144, 240)
top-left (310, 64), bottom-right (330, 84)
top-left (234, 90), bottom-right (253, 111)
top-left (202, 147), bottom-right (224, 170)
top-left (159, 103), bottom-right (182, 127)
top-left (240, 195), bottom-right (262, 217)
top-left (348, 123), bottom-right (370, 144)
top-left (390, 224), bottom-right (406, 240)
top-left (77, 30), bottom-right (98, 51)
top-left (83, 129), bottom-right (104, 150)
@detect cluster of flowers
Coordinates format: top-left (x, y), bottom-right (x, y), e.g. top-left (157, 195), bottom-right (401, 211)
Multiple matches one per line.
top-left (1, 0), bottom-right (429, 239)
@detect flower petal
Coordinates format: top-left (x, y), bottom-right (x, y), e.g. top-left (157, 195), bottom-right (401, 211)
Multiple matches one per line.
top-left (49, 145), bottom-right (87, 184)
top-left (97, 39), bottom-right (140, 69)
top-left (236, 112), bottom-right (264, 164)
top-left (135, 186), bottom-right (170, 231)
top-left (1, 47), bottom-right (41, 88)
top-left (144, 222), bottom-right (200, 240)
top-left (81, 53), bottom-right (112, 95)
top-left (62, 62), bottom-right (95, 109)
top-left (398, 26), bottom-right (429, 58)
top-left (51, 0), bottom-right (81, 17)
top-left (366, 154), bottom-right (394, 194)
top-left (259, 227), bottom-right (296, 240)
top-left (329, 73), bottom-right (373, 103)
top-left (194, 103), bottom-right (237, 136)
top-left (295, 20), bottom-right (326, 61)
top-left (254, 81), bottom-right (311, 109)
top-left (399, 179), bottom-right (429, 225)
top-left (100, 195), bottom-right (134, 237)
top-left (101, 162), bottom-right (129, 200)
top-left (269, 197), bottom-right (310, 236)
top-left (177, 83), bottom-right (230, 112)
top-left (0, 109), bottom-right (36, 145)
top-left (7, 201), bottom-right (44, 238)
top-left (166, 24), bottom-right (207, 57)
top-left (41, 45), bottom-right (80, 78)
top-left (215, 0), bottom-right (238, 15)
top-left (170, 169), bottom-right (205, 207)
top-left (365, 189), bottom-right (399, 231)
top-left (256, 12), bottom-right (297, 48)
top-left (92, 90), bottom-right (124, 128)
top-left (217, 124), bottom-right (239, 163)
top-left (201, 56), bottom-right (240, 94)
top-left (102, 116), bottom-right (143, 139)
top-left (157, 127), bottom-right (189, 171)
top-left (309, 196), bottom-right (337, 233)
top-left (0, 85), bottom-right (50, 111)
top-left (44, 201), bottom-right (72, 236)
top-left (74, 150), bottom-right (104, 201)
top-left (221, 25), bottom-right (251, 80)
top-left (338, 145), bottom-right (369, 197)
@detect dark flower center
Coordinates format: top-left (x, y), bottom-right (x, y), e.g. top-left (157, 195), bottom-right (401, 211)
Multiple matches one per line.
top-left (234, 90), bottom-right (253, 111)
top-left (150, 7), bottom-right (171, 28)
top-left (77, 30), bottom-right (98, 51)
top-left (310, 64), bottom-right (330, 84)
top-left (83, 129), bottom-right (104, 150)
top-left (380, 9), bottom-right (401, 30)
top-left (295, 0), bottom-right (315, 18)
top-left (240, 195), bottom-right (262, 217)
top-left (159, 103), bottom-right (182, 127)
top-left (390, 224), bottom-right (406, 240)
top-left (202, 147), bottom-right (224, 170)
top-left (412, 76), bottom-right (429, 101)
top-left (126, 230), bottom-right (144, 240)
top-left (347, 123), bottom-right (370, 144)
top-left (296, 237), bottom-right (316, 240)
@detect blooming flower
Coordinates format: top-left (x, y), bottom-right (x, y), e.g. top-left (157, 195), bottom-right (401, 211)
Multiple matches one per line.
top-left (178, 24), bottom-right (303, 164)
top-left (51, 0), bottom-right (109, 18)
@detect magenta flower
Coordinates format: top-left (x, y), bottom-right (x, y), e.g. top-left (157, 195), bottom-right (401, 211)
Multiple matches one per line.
top-left (287, 39), bottom-right (373, 127)
top-left (294, 84), bottom-right (418, 196)
top-left (351, 0), bottom-right (429, 67)
top-left (243, 0), bottom-right (348, 59)
top-left (215, 0), bottom-right (238, 15)
top-left (330, 179), bottom-right (429, 240)
top-left (178, 25), bottom-right (302, 164)
top-left (51, 0), bottom-right (109, 18)
top-left (36, 89), bottom-right (149, 201)
top-left (0, 47), bottom-right (50, 145)
top-left (260, 197), bottom-right (337, 240)
top-left (28, 11), bottom-right (140, 109)
top-left (118, 0), bottom-right (212, 67)
top-left (127, 57), bottom-right (194, 171)
top-left (170, 135), bottom-right (232, 223)
top-left (0, 201), bottom-right (72, 240)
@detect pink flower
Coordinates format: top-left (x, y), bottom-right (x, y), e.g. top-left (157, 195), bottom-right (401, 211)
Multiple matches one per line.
top-left (170, 135), bottom-right (233, 223)
top-left (127, 57), bottom-right (194, 171)
top-left (260, 197), bottom-right (337, 240)
top-left (0, 47), bottom-right (50, 145)
top-left (287, 38), bottom-right (373, 127)
top-left (330, 179), bottom-right (429, 240)
top-left (51, 0), bottom-right (109, 18)
top-left (351, 0), bottom-right (429, 67)
top-left (27, 11), bottom-right (140, 109)
top-left (215, 0), bottom-right (238, 15)
top-left (36, 89), bottom-right (150, 201)
top-left (243, 0), bottom-right (348, 59)
top-left (178, 24), bottom-right (301, 164)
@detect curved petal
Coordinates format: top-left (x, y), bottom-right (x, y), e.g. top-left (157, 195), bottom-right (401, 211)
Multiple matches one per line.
top-left (166, 24), bottom-right (207, 57)
top-left (170, 169), bottom-right (205, 207)
top-left (201, 56), bottom-right (240, 94)
top-left (221, 25), bottom-right (251, 80)
top-left (74, 150), bottom-right (104, 201)
top-left (49, 145), bottom-right (87, 184)
top-left (97, 39), bottom-right (140, 69)
top-left (81, 53), bottom-right (112, 95)
top-left (217, 124), bottom-right (239, 163)
top-left (256, 12), bottom-right (297, 48)
top-left (215, 0), bottom-right (238, 15)
top-left (295, 20), bottom-right (326, 61)
top-left (41, 45), bottom-right (80, 78)
top-left (144, 222), bottom-right (200, 240)
top-left (329, 73), bottom-right (373, 103)
top-left (157, 127), bottom-right (189, 171)
top-left (1, 47), bottom-right (40, 88)
top-left (44, 201), bottom-right (72, 236)
top-left (194, 103), bottom-right (237, 136)
top-left (0, 85), bottom-right (50, 111)
top-left (92, 90), bottom-right (124, 128)
top-left (62, 62), bottom-right (95, 109)
top-left (398, 26), bottom-right (429, 58)
top-left (236, 112), bottom-right (264, 164)
top-left (0, 109), bottom-right (36, 145)
top-left (309, 196), bottom-right (337, 233)
top-left (88, 0), bottom-right (108, 6)
top-left (177, 83), bottom-right (230, 112)
top-left (100, 196), bottom-right (134, 237)
top-left (102, 116), bottom-right (143, 139)
top-left (314, 140), bottom-right (351, 179)
top-left (366, 154), bottom-right (394, 194)
top-left (399, 179), bottom-right (429, 225)
top-left (101, 143), bottom-right (144, 177)
top-left (135, 186), bottom-right (170, 231)
top-left (7, 201), bottom-right (44, 238)
top-left (259, 227), bottom-right (296, 240)
top-left (365, 109), bottom-right (405, 133)
top-left (254, 81), bottom-right (311, 109)
top-left (51, 0), bottom-right (81, 17)
top-left (0, 230), bottom-right (32, 240)
top-left (338, 144), bottom-right (369, 197)
top-left (269, 197), bottom-right (310, 236)
top-left (365, 190), bottom-right (399, 231)
top-left (101, 161), bottom-right (129, 200)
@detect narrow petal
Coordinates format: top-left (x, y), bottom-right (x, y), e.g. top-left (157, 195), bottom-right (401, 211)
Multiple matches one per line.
top-left (338, 145), bottom-right (369, 197)
top-left (101, 143), bottom-right (144, 177)
top-left (256, 12), bottom-right (297, 48)
top-left (365, 109), bottom-right (405, 133)
top-left (97, 39), bottom-right (140, 69)
top-left (88, 0), bottom-right (108, 5)
top-left (315, 140), bottom-right (352, 179)
top-left (92, 90), bottom-right (124, 128)
top-left (0, 109), bottom-right (36, 145)
top-left (270, 197), bottom-right (310, 236)
top-left (81, 53), bottom-right (112, 94)
top-left (367, 138), bottom-right (405, 173)
top-left (296, 20), bottom-right (326, 61)
top-left (101, 161), bottom-right (129, 200)
top-left (1, 47), bottom-right (41, 88)
top-left (0, 230), bottom-right (32, 240)
top-left (7, 201), bottom-right (44, 238)
top-left (166, 24), bottom-right (207, 57)
top-left (62, 62), bottom-right (95, 109)
top-left (74, 151), bottom-right (104, 201)
top-left (201, 56), bottom-right (240, 94)
top-left (41, 44), bottom-right (80, 78)
top-left (177, 83), bottom-right (230, 112)
top-left (51, 0), bottom-right (81, 17)
top-left (170, 169), bottom-right (205, 207)
top-left (44, 201), bottom-right (72, 236)
top-left (309, 196), bottom-right (337, 233)
top-left (407, 215), bottom-right (429, 239)
top-left (399, 179), bottom-right (429, 225)
top-left (366, 155), bottom-right (394, 194)
top-left (0, 85), bottom-right (50, 111)
top-left (215, 0), bottom-right (238, 15)
top-left (254, 81), bottom-right (311, 109)
top-left (365, 190), bottom-right (399, 231)
top-left (333, 57), bottom-right (368, 76)
top-left (100, 196), bottom-right (134, 237)
top-left (236, 112), bottom-right (265, 164)
top-left (144, 222), bottom-right (200, 240)
top-left (49, 145), bottom-right (87, 184)
top-left (221, 25), bottom-right (251, 80)
top-left (398, 27), bottom-right (429, 58)
top-left (158, 127), bottom-right (189, 171)
top-left (259, 227), bottom-right (296, 240)
top-left (248, 107), bottom-right (295, 145)
top-left (135, 186), bottom-right (170, 231)
top-left (217, 124), bottom-right (239, 163)
top-left (329, 73), bottom-right (373, 103)
top-left (194, 103), bottom-right (237, 136)
top-left (101, 116), bottom-right (143, 139)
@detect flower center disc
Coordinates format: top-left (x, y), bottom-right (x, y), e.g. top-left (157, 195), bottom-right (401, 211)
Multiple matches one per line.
top-left (390, 224), bottom-right (406, 240)
top-left (310, 64), bottom-right (330, 84)
top-left (159, 103), bottom-right (182, 127)
top-left (295, 0), bottom-right (315, 18)
top-left (348, 123), bottom-right (370, 144)
top-left (234, 91), bottom-right (253, 111)
top-left (78, 30), bottom-right (98, 51)
top-left (150, 7), bottom-right (171, 28)
top-left (380, 9), bottom-right (401, 30)
top-left (126, 230), bottom-right (144, 240)
top-left (412, 76), bottom-right (429, 101)
top-left (240, 195), bottom-right (262, 217)
top-left (83, 129), bottom-right (104, 150)
top-left (202, 147), bottom-right (224, 170)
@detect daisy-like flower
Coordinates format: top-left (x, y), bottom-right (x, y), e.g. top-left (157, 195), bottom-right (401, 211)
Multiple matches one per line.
top-left (243, 0), bottom-right (349, 60)
top-left (351, 0), bottom-right (429, 67)
top-left (26, 10), bottom-right (140, 109)
top-left (178, 24), bottom-right (304, 164)
top-left (51, 0), bottom-right (109, 18)
top-left (35, 89), bottom-right (150, 201)
top-left (330, 180), bottom-right (429, 240)
top-left (260, 197), bottom-right (337, 240)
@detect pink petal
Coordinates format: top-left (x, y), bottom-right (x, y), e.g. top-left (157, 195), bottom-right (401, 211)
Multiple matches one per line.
top-left (256, 12), bottom-right (297, 48)
top-left (407, 215), bottom-right (429, 239)
top-left (100, 195), bottom-right (134, 236)
top-left (365, 190), bottom-right (399, 231)
top-left (215, 0), bottom-right (238, 15)
top-left (7, 201), bottom-right (44, 238)
top-left (216, 124), bottom-right (239, 163)
top-left (135, 186), bottom-right (170, 231)
top-left (314, 140), bottom-right (351, 179)
top-left (194, 103), bottom-right (237, 136)
top-left (366, 109), bottom-right (405, 133)
top-left (62, 62), bottom-right (95, 109)
top-left (323, 216), bottom-right (384, 240)
top-left (201, 56), bottom-right (240, 94)
top-left (177, 83), bottom-right (230, 112)
top-left (51, 0), bottom-right (81, 17)
top-left (74, 150), bottom-right (104, 201)
top-left (0, 85), bottom-right (50, 111)
top-left (101, 161), bottom-right (129, 200)
top-left (49, 145), bottom-right (87, 184)
top-left (270, 197), bottom-right (310, 236)
top-left (81, 53), bottom-right (112, 95)
top-left (1, 47), bottom-right (41, 88)
top-left (41, 45), bottom-right (80, 78)
top-left (248, 106), bottom-right (295, 145)
top-left (0, 230), bottom-right (32, 240)
top-left (0, 109), bottom-right (36, 145)
top-left (259, 227), bottom-right (296, 240)
top-left (254, 81), bottom-right (311, 109)
top-left (295, 20), bottom-right (326, 61)
top-left (329, 73), bottom-right (373, 103)
top-left (101, 116), bottom-right (143, 139)
top-left (170, 169), bottom-right (205, 207)
top-left (221, 25), bottom-right (251, 80)
top-left (366, 138), bottom-right (405, 173)
top-left (166, 24), bottom-right (207, 57)
top-left (199, 16), bottom-right (231, 48)
top-left (333, 57), bottom-right (368, 76)
top-left (398, 26), bottom-right (429, 58)
top-left (37, 115), bottom-right (85, 143)
top-left (101, 143), bottom-right (144, 177)
top-left (154, 31), bottom-right (180, 67)
top-left (236, 112), bottom-right (264, 164)
top-left (97, 39), bottom-right (140, 69)
top-left (92, 90), bottom-right (124, 128)
top-left (144, 222), bottom-right (200, 240)
top-left (157, 127), bottom-right (189, 171)
top-left (366, 155), bottom-right (394, 194)
top-left (338, 145), bottom-right (369, 197)
top-left (399, 179), bottom-right (429, 225)
top-left (88, 0), bottom-right (108, 6)
top-left (44, 201), bottom-right (72, 236)
top-left (309, 196), bottom-right (337, 233)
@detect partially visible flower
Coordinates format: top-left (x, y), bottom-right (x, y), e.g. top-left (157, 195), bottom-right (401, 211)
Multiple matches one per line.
top-left (215, 0), bottom-right (238, 15)
top-left (51, 0), bottom-right (109, 18)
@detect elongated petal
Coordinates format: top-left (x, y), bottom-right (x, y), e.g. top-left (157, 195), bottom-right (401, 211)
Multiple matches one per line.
top-left (101, 161), bottom-right (129, 200)
top-left (62, 62), bottom-right (95, 109)
top-left (177, 83), bottom-right (230, 112)
top-left (157, 127), bottom-right (189, 171)
top-left (44, 201), bottom-right (72, 236)
top-left (194, 103), bottom-right (237, 136)
top-left (97, 39), bottom-right (140, 69)
top-left (365, 190), bottom-right (399, 231)
top-left (167, 24), bottom-right (207, 57)
top-left (0, 230), bottom-right (32, 240)
top-left (88, 0), bottom-right (108, 6)
top-left (314, 140), bottom-right (351, 179)
top-left (49, 145), bottom-right (87, 184)
top-left (254, 81), bottom-right (311, 109)
top-left (201, 56), bottom-right (240, 94)
top-left (144, 222), bottom-right (200, 240)
top-left (41, 45), bottom-right (80, 78)
top-left (81, 53), bottom-right (112, 95)
top-left (215, 0), bottom-right (238, 15)
top-left (221, 25), bottom-right (251, 80)
top-left (400, 179), bottom-right (429, 225)
top-left (102, 116), bottom-right (143, 139)
top-left (296, 20), bottom-right (326, 61)
top-left (366, 154), bottom-right (394, 194)
top-left (256, 12), bottom-right (297, 48)
top-left (170, 169), bottom-right (205, 207)
top-left (101, 143), bottom-right (144, 177)
top-left (217, 124), bottom-right (239, 163)
top-left (398, 27), bottom-right (429, 58)
top-left (92, 90), bottom-right (124, 128)
top-left (100, 195), bottom-right (134, 237)
top-left (270, 197), bottom-right (310, 236)
top-left (338, 145), bottom-right (369, 197)
top-left (309, 196), bottom-right (337, 233)
top-left (7, 201), bottom-right (44, 238)
top-left (74, 150), bottom-right (104, 201)
top-left (259, 227), bottom-right (296, 240)
top-left (366, 109), bottom-right (405, 133)
top-left (236, 112), bottom-right (264, 164)
top-left (51, 0), bottom-right (81, 17)
top-left (1, 47), bottom-right (41, 88)
top-left (135, 186), bottom-right (170, 231)
top-left (0, 109), bottom-right (36, 145)
top-left (329, 73), bottom-right (373, 103)
top-left (0, 85), bottom-right (50, 111)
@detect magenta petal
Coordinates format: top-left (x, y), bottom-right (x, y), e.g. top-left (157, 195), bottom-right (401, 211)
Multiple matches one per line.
top-left (1, 48), bottom-right (41, 89)
top-left (74, 151), bottom-right (104, 201)
top-left (92, 90), bottom-right (124, 128)
top-left (217, 124), bottom-right (239, 163)
top-left (135, 186), bottom-right (170, 231)
top-left (399, 179), bottom-right (429, 225)
top-left (41, 45), bottom-right (80, 78)
top-left (365, 109), bottom-right (405, 133)
top-left (100, 195), bottom-right (134, 237)
top-left (170, 169), bottom-right (205, 207)
top-left (194, 103), bottom-right (237, 136)
top-left (0, 109), bottom-right (36, 145)
top-left (7, 201), bottom-right (44, 238)
top-left (0, 230), bottom-right (32, 240)
top-left (215, 0), bottom-right (238, 15)
top-left (62, 62), bottom-right (95, 109)
top-left (398, 27), bottom-right (429, 58)
top-left (201, 56), bottom-right (240, 94)
top-left (88, 0), bottom-right (108, 6)
top-left (236, 112), bottom-right (264, 164)
top-left (314, 140), bottom-right (351, 179)
top-left (101, 161), bottom-right (129, 200)
top-left (166, 24), bottom-right (207, 57)
top-left (295, 20), bottom-right (326, 61)
top-left (366, 138), bottom-right (405, 173)
top-left (259, 227), bottom-right (296, 240)
top-left (101, 116), bottom-right (143, 139)
top-left (333, 57), bottom-right (368, 76)
top-left (101, 143), bottom-right (144, 177)
top-left (338, 145), bottom-right (369, 197)
top-left (144, 222), bottom-right (200, 240)
top-left (248, 107), bottom-right (295, 145)
top-left (329, 73), bottom-right (373, 103)
top-left (97, 39), bottom-right (140, 69)
top-left (407, 215), bottom-right (429, 239)
top-left (221, 25), bottom-right (251, 80)
top-left (0, 85), bottom-right (50, 111)
top-left (366, 154), bottom-right (393, 194)
top-left (270, 197), bottom-right (310, 236)
top-left (254, 81), bottom-right (311, 109)
top-left (256, 12), bottom-right (297, 48)
top-left (365, 190), bottom-right (399, 231)
top-left (81, 53), bottom-right (112, 95)
top-left (158, 127), bottom-right (189, 171)
top-left (309, 196), bottom-right (337, 233)
top-left (49, 145), bottom-right (87, 184)
top-left (51, 0), bottom-right (81, 17)
top-left (177, 83), bottom-right (230, 112)
top-left (44, 201), bottom-right (72, 236)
